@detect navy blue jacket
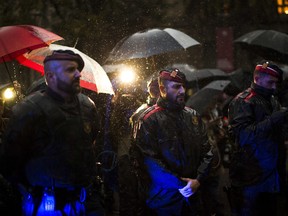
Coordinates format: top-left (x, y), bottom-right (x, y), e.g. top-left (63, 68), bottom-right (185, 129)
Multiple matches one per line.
top-left (134, 97), bottom-right (213, 211)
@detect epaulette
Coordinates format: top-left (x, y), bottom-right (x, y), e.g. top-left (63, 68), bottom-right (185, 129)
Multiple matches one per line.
top-left (238, 89), bottom-right (251, 99)
top-left (239, 89), bottom-right (257, 102)
top-left (143, 105), bottom-right (164, 121)
top-left (132, 105), bottom-right (163, 140)
top-left (236, 88), bottom-right (256, 101)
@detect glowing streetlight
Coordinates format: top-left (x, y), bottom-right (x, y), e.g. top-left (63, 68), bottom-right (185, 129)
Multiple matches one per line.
top-left (2, 87), bottom-right (16, 100)
top-left (119, 66), bottom-right (136, 84)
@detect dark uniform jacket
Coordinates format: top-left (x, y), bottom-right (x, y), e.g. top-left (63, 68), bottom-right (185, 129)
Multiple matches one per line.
top-left (1, 87), bottom-right (101, 189)
top-left (228, 83), bottom-right (286, 189)
top-left (134, 97), bottom-right (213, 211)
top-left (129, 96), bottom-right (157, 129)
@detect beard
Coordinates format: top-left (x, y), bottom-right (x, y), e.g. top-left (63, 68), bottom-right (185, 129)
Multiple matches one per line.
top-left (176, 94), bottom-right (186, 106)
top-left (166, 93), bottom-right (186, 109)
top-left (56, 76), bottom-right (81, 95)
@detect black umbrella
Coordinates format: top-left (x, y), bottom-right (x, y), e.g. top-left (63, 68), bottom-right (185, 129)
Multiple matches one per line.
top-left (185, 68), bottom-right (229, 82)
top-left (228, 68), bottom-right (253, 93)
top-left (170, 64), bottom-right (229, 81)
top-left (186, 80), bottom-right (231, 115)
top-left (171, 64), bottom-right (229, 89)
top-left (234, 30), bottom-right (288, 63)
top-left (106, 28), bottom-right (200, 63)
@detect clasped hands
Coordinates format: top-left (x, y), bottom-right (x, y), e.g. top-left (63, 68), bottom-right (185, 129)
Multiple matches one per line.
top-left (178, 177), bottom-right (200, 198)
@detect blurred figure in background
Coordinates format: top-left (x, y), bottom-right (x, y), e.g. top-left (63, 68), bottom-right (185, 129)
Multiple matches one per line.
top-left (119, 73), bottom-right (160, 216)
top-left (130, 72), bottom-right (160, 128)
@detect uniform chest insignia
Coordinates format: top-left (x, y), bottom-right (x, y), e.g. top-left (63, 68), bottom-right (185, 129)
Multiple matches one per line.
top-left (83, 122), bottom-right (92, 134)
top-left (192, 116), bottom-right (199, 125)
top-left (170, 70), bottom-right (178, 77)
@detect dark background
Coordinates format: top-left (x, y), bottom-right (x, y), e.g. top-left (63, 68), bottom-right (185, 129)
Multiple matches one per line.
top-left (0, 0), bottom-right (287, 91)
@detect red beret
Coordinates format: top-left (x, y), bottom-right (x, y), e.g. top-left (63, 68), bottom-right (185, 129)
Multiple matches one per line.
top-left (159, 68), bottom-right (186, 83)
top-left (254, 61), bottom-right (283, 80)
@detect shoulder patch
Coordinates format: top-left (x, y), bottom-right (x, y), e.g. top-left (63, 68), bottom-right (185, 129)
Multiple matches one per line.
top-left (192, 115), bottom-right (199, 125)
top-left (184, 106), bottom-right (198, 115)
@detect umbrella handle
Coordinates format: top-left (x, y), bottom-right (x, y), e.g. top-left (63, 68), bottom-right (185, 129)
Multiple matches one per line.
top-left (2, 59), bottom-right (21, 102)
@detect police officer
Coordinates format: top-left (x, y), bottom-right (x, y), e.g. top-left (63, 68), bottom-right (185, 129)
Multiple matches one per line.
top-left (228, 60), bottom-right (288, 216)
top-left (133, 68), bottom-right (213, 216)
top-left (0, 50), bottom-right (105, 215)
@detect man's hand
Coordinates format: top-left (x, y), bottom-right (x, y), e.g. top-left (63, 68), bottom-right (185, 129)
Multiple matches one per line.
top-left (178, 178), bottom-right (200, 198)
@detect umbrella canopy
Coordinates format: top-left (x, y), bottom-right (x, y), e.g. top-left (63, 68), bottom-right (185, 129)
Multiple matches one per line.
top-left (228, 68), bottom-right (253, 93)
top-left (172, 65), bottom-right (229, 90)
top-left (106, 28), bottom-right (200, 62)
top-left (186, 80), bottom-right (231, 115)
top-left (17, 44), bottom-right (114, 95)
top-left (0, 25), bottom-right (63, 63)
top-left (234, 30), bottom-right (288, 63)
top-left (185, 68), bottom-right (229, 82)
top-left (168, 64), bottom-right (229, 82)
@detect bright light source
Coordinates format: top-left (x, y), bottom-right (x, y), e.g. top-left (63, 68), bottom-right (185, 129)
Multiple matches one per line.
top-left (119, 67), bottom-right (136, 84)
top-left (3, 87), bottom-right (15, 100)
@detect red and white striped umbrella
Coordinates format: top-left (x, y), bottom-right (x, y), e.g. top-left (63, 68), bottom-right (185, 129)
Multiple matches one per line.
top-left (16, 44), bottom-right (114, 95)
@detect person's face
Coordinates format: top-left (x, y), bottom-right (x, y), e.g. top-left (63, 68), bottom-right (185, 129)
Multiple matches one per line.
top-left (54, 60), bottom-right (82, 95)
top-left (162, 81), bottom-right (186, 105)
top-left (255, 74), bottom-right (279, 90)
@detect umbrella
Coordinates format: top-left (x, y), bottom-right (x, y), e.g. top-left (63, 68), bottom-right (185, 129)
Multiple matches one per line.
top-left (228, 68), bottom-right (252, 93)
top-left (17, 44), bottom-right (114, 95)
top-left (234, 30), bottom-right (288, 63)
top-left (186, 80), bottom-right (231, 115)
top-left (167, 64), bottom-right (229, 82)
top-left (171, 64), bottom-right (229, 90)
top-left (106, 28), bottom-right (200, 62)
top-left (184, 68), bottom-right (228, 82)
top-left (0, 25), bottom-right (63, 63)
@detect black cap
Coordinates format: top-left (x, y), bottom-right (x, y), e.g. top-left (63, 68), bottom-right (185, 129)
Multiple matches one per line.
top-left (44, 50), bottom-right (84, 71)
